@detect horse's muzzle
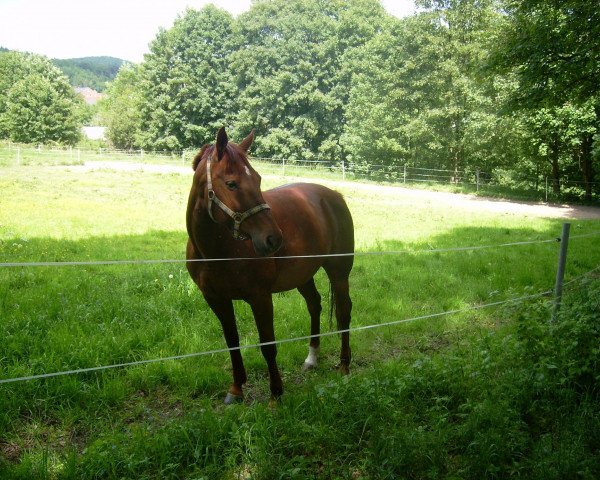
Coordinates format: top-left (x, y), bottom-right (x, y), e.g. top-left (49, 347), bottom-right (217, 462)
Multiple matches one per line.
top-left (253, 229), bottom-right (283, 257)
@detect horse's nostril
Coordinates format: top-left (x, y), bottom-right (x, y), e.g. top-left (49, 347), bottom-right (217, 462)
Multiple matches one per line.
top-left (266, 234), bottom-right (282, 252)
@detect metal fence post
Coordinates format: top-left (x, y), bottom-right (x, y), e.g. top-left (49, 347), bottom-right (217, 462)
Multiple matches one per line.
top-left (282, 158), bottom-right (286, 176)
top-left (545, 177), bottom-right (548, 202)
top-left (476, 169), bottom-right (480, 192)
top-left (403, 164), bottom-right (407, 184)
top-left (342, 160), bottom-right (346, 181)
top-left (552, 222), bottom-right (570, 322)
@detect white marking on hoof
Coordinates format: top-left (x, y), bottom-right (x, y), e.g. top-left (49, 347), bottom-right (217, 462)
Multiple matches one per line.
top-left (302, 346), bottom-right (320, 371)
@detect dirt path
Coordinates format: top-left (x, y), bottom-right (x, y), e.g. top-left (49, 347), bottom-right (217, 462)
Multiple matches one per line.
top-left (76, 160), bottom-right (600, 220)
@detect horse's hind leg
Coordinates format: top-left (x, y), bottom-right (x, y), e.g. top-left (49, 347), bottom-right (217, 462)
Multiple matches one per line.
top-left (298, 278), bottom-right (322, 371)
top-left (326, 268), bottom-right (352, 375)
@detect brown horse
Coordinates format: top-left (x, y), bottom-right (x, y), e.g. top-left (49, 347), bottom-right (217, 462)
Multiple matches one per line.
top-left (186, 127), bottom-right (354, 404)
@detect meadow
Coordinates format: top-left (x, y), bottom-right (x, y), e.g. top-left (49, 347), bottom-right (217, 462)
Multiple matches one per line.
top-left (0, 156), bottom-right (599, 479)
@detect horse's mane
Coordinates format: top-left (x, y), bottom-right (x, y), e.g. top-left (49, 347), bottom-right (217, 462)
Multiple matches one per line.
top-left (192, 144), bottom-right (211, 171)
top-left (192, 143), bottom-right (248, 171)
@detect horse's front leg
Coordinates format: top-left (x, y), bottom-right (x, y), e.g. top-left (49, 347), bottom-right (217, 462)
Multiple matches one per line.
top-left (204, 294), bottom-right (247, 404)
top-left (248, 294), bottom-right (283, 403)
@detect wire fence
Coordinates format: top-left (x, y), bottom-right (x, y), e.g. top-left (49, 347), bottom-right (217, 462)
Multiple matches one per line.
top-left (2, 142), bottom-right (599, 203)
top-left (1, 229), bottom-right (599, 385)
top-left (5, 234), bottom-right (598, 268)
top-left (0, 290), bottom-right (555, 385)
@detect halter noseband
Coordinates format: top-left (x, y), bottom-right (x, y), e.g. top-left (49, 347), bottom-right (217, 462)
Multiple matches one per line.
top-left (206, 153), bottom-right (270, 241)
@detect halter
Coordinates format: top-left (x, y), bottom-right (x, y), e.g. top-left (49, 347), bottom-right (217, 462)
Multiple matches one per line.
top-left (206, 153), bottom-right (270, 241)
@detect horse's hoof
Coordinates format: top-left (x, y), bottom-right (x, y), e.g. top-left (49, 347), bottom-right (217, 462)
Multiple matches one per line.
top-left (268, 397), bottom-right (281, 409)
top-left (302, 361), bottom-right (317, 372)
top-left (224, 392), bottom-right (244, 405)
top-left (338, 364), bottom-right (350, 376)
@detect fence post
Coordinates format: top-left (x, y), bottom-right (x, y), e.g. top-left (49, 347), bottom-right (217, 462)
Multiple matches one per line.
top-left (282, 158), bottom-right (286, 177)
top-left (77, 148), bottom-right (81, 164)
top-left (342, 160), bottom-right (346, 181)
top-left (476, 169), bottom-right (480, 192)
top-left (404, 164), bottom-right (407, 184)
top-left (545, 176), bottom-right (548, 202)
top-left (552, 222), bottom-right (570, 322)
top-left (140, 149), bottom-right (144, 159)
top-left (16, 147), bottom-right (20, 165)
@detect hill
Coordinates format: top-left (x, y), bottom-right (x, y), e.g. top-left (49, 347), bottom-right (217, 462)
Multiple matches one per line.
top-left (52, 56), bottom-right (125, 92)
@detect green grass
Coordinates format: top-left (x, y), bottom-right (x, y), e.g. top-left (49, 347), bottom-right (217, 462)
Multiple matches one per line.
top-left (1, 159), bottom-right (599, 479)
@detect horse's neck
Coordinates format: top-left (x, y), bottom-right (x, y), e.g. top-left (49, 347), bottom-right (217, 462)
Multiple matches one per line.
top-left (191, 208), bottom-right (229, 259)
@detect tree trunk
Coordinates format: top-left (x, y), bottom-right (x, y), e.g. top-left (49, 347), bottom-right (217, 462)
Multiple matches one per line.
top-left (579, 133), bottom-right (594, 202)
top-left (550, 133), bottom-right (561, 194)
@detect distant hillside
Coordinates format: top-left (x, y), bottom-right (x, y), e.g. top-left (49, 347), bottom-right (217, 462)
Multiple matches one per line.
top-left (52, 56), bottom-right (125, 92)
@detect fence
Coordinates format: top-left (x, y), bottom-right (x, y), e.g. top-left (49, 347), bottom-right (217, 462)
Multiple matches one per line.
top-left (2, 142), bottom-right (599, 203)
top-left (1, 225), bottom-right (599, 385)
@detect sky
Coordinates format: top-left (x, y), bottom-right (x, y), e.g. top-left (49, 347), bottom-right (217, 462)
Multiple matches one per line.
top-left (0, 0), bottom-right (416, 63)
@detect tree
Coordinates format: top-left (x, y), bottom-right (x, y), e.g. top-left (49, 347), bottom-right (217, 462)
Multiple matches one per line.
top-left (489, 0), bottom-right (600, 199)
top-left (0, 51), bottom-right (83, 144)
top-left (138, 5), bottom-right (239, 151)
top-left (98, 64), bottom-right (143, 149)
top-left (232, 0), bottom-right (386, 161)
top-left (344, 0), bottom-right (509, 178)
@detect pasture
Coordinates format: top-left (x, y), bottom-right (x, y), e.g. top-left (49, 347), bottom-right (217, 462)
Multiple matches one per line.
top-left (1, 157), bottom-right (599, 479)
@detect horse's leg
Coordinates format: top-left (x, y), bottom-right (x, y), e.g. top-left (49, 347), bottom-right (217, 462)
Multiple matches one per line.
top-left (248, 294), bottom-right (283, 402)
top-left (204, 295), bottom-right (246, 404)
top-left (297, 278), bottom-right (322, 371)
top-left (328, 272), bottom-right (352, 375)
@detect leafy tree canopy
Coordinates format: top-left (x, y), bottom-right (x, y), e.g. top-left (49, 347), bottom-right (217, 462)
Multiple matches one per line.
top-left (0, 51), bottom-right (83, 144)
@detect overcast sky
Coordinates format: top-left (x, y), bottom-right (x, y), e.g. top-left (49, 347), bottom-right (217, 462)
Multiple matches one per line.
top-left (0, 0), bottom-right (416, 62)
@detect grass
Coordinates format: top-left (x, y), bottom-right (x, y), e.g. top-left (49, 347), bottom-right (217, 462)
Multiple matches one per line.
top-left (0, 157), bottom-right (599, 479)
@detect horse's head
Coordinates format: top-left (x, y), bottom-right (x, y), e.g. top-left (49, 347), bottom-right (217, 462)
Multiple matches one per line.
top-left (189, 127), bottom-right (283, 257)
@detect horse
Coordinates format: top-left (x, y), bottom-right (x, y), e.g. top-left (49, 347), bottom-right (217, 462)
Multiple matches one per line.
top-left (186, 127), bottom-right (354, 404)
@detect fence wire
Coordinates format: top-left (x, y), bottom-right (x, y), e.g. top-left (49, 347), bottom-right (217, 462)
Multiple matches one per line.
top-left (0, 211), bottom-right (598, 385)
top-left (4, 233), bottom-right (598, 269)
top-left (0, 289), bottom-right (553, 385)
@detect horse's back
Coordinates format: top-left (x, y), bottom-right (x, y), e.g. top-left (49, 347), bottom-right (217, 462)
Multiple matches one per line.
top-left (265, 182), bottom-right (354, 257)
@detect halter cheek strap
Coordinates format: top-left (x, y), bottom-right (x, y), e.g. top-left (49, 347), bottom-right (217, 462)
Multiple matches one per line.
top-left (206, 155), bottom-right (270, 241)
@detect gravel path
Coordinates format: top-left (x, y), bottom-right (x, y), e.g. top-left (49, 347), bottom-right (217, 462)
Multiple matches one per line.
top-left (76, 160), bottom-right (600, 220)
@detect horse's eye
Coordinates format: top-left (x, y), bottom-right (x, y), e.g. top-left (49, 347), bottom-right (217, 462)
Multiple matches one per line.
top-left (225, 180), bottom-right (238, 191)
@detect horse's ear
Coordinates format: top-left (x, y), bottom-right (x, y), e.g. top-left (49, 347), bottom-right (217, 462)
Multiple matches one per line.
top-left (238, 129), bottom-right (255, 152)
top-left (216, 127), bottom-right (228, 161)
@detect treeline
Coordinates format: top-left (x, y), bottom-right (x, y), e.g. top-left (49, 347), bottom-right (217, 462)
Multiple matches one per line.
top-left (98, 0), bottom-right (599, 200)
top-left (1, 1), bottom-right (597, 200)
top-left (53, 56), bottom-right (124, 92)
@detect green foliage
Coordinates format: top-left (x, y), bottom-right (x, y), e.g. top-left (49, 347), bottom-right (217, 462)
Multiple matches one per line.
top-left (94, 0), bottom-right (600, 196)
top-left (493, 0), bottom-right (600, 106)
top-left (52, 56), bottom-right (124, 92)
top-left (137, 6), bottom-right (239, 150)
top-left (487, 0), bottom-right (600, 198)
top-left (98, 64), bottom-right (143, 149)
top-left (232, 0), bottom-right (385, 161)
top-left (0, 51), bottom-right (83, 144)
top-left (344, 1), bottom-right (518, 176)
